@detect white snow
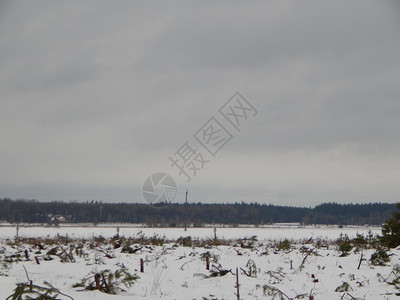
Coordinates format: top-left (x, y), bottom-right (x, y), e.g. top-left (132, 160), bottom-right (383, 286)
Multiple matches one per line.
top-left (0, 224), bottom-right (382, 241)
top-left (1, 225), bottom-right (399, 300)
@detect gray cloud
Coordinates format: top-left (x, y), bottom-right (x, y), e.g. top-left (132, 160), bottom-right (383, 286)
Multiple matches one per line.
top-left (1, 1), bottom-right (400, 206)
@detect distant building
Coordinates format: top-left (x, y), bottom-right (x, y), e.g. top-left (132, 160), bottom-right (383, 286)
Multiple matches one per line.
top-left (47, 214), bottom-right (67, 226)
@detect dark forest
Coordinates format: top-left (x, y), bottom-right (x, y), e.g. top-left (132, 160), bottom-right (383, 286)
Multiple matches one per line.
top-left (0, 199), bottom-right (396, 226)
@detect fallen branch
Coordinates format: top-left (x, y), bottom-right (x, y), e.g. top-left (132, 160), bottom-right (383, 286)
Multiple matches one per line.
top-left (298, 248), bottom-right (317, 271)
top-left (266, 269), bottom-right (285, 284)
top-left (58, 244), bottom-right (75, 262)
top-left (180, 261), bottom-right (189, 270)
top-left (357, 253), bottom-right (364, 270)
top-left (240, 267), bottom-right (251, 277)
top-left (233, 248), bottom-right (243, 256)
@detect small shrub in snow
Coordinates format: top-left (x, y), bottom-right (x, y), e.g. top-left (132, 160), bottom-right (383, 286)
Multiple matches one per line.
top-left (258, 284), bottom-right (291, 300)
top-left (46, 247), bottom-right (58, 256)
top-left (335, 281), bottom-right (352, 292)
top-left (381, 203), bottom-right (400, 248)
top-left (7, 281), bottom-right (73, 300)
top-left (313, 238), bottom-right (329, 249)
top-left (276, 239), bottom-right (291, 251)
top-left (177, 236), bottom-right (192, 247)
top-left (0, 260), bottom-right (9, 277)
top-left (73, 268), bottom-right (139, 294)
top-left (352, 233), bottom-right (368, 250)
top-left (193, 269), bottom-right (231, 279)
top-left (149, 234), bottom-right (167, 246)
top-left (1, 261), bottom-right (11, 272)
top-left (209, 269), bottom-right (230, 277)
top-left (337, 234), bottom-right (353, 256)
top-left (201, 251), bottom-right (219, 264)
top-left (241, 259), bottom-right (257, 278)
top-left (377, 265), bottom-right (400, 292)
top-left (72, 243), bottom-right (87, 258)
top-left (121, 245), bottom-right (139, 254)
top-left (370, 249), bottom-right (390, 266)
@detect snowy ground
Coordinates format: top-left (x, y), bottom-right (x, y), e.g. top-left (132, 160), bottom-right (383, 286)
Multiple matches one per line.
top-left (1, 225), bottom-right (399, 299)
top-left (0, 224), bottom-right (382, 241)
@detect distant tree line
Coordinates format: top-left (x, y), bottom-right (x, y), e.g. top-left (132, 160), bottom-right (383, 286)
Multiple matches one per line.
top-left (0, 198), bottom-right (396, 226)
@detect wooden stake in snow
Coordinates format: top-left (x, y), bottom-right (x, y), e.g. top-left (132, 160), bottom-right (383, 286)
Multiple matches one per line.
top-left (235, 267), bottom-right (240, 300)
top-left (206, 256), bottom-right (210, 270)
top-left (140, 258), bottom-right (144, 273)
top-left (94, 273), bottom-right (101, 290)
top-left (16, 224), bottom-right (19, 240)
top-left (24, 249), bottom-right (29, 260)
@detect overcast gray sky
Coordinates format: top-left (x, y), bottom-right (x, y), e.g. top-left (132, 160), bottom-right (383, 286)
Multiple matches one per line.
top-left (1, 1), bottom-right (400, 206)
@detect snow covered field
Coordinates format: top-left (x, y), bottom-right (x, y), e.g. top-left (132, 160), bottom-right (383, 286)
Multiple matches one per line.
top-left (1, 225), bottom-right (399, 299)
top-left (0, 224), bottom-right (382, 241)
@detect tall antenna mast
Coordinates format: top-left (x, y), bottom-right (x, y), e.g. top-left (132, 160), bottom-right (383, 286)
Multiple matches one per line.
top-left (184, 189), bottom-right (188, 231)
